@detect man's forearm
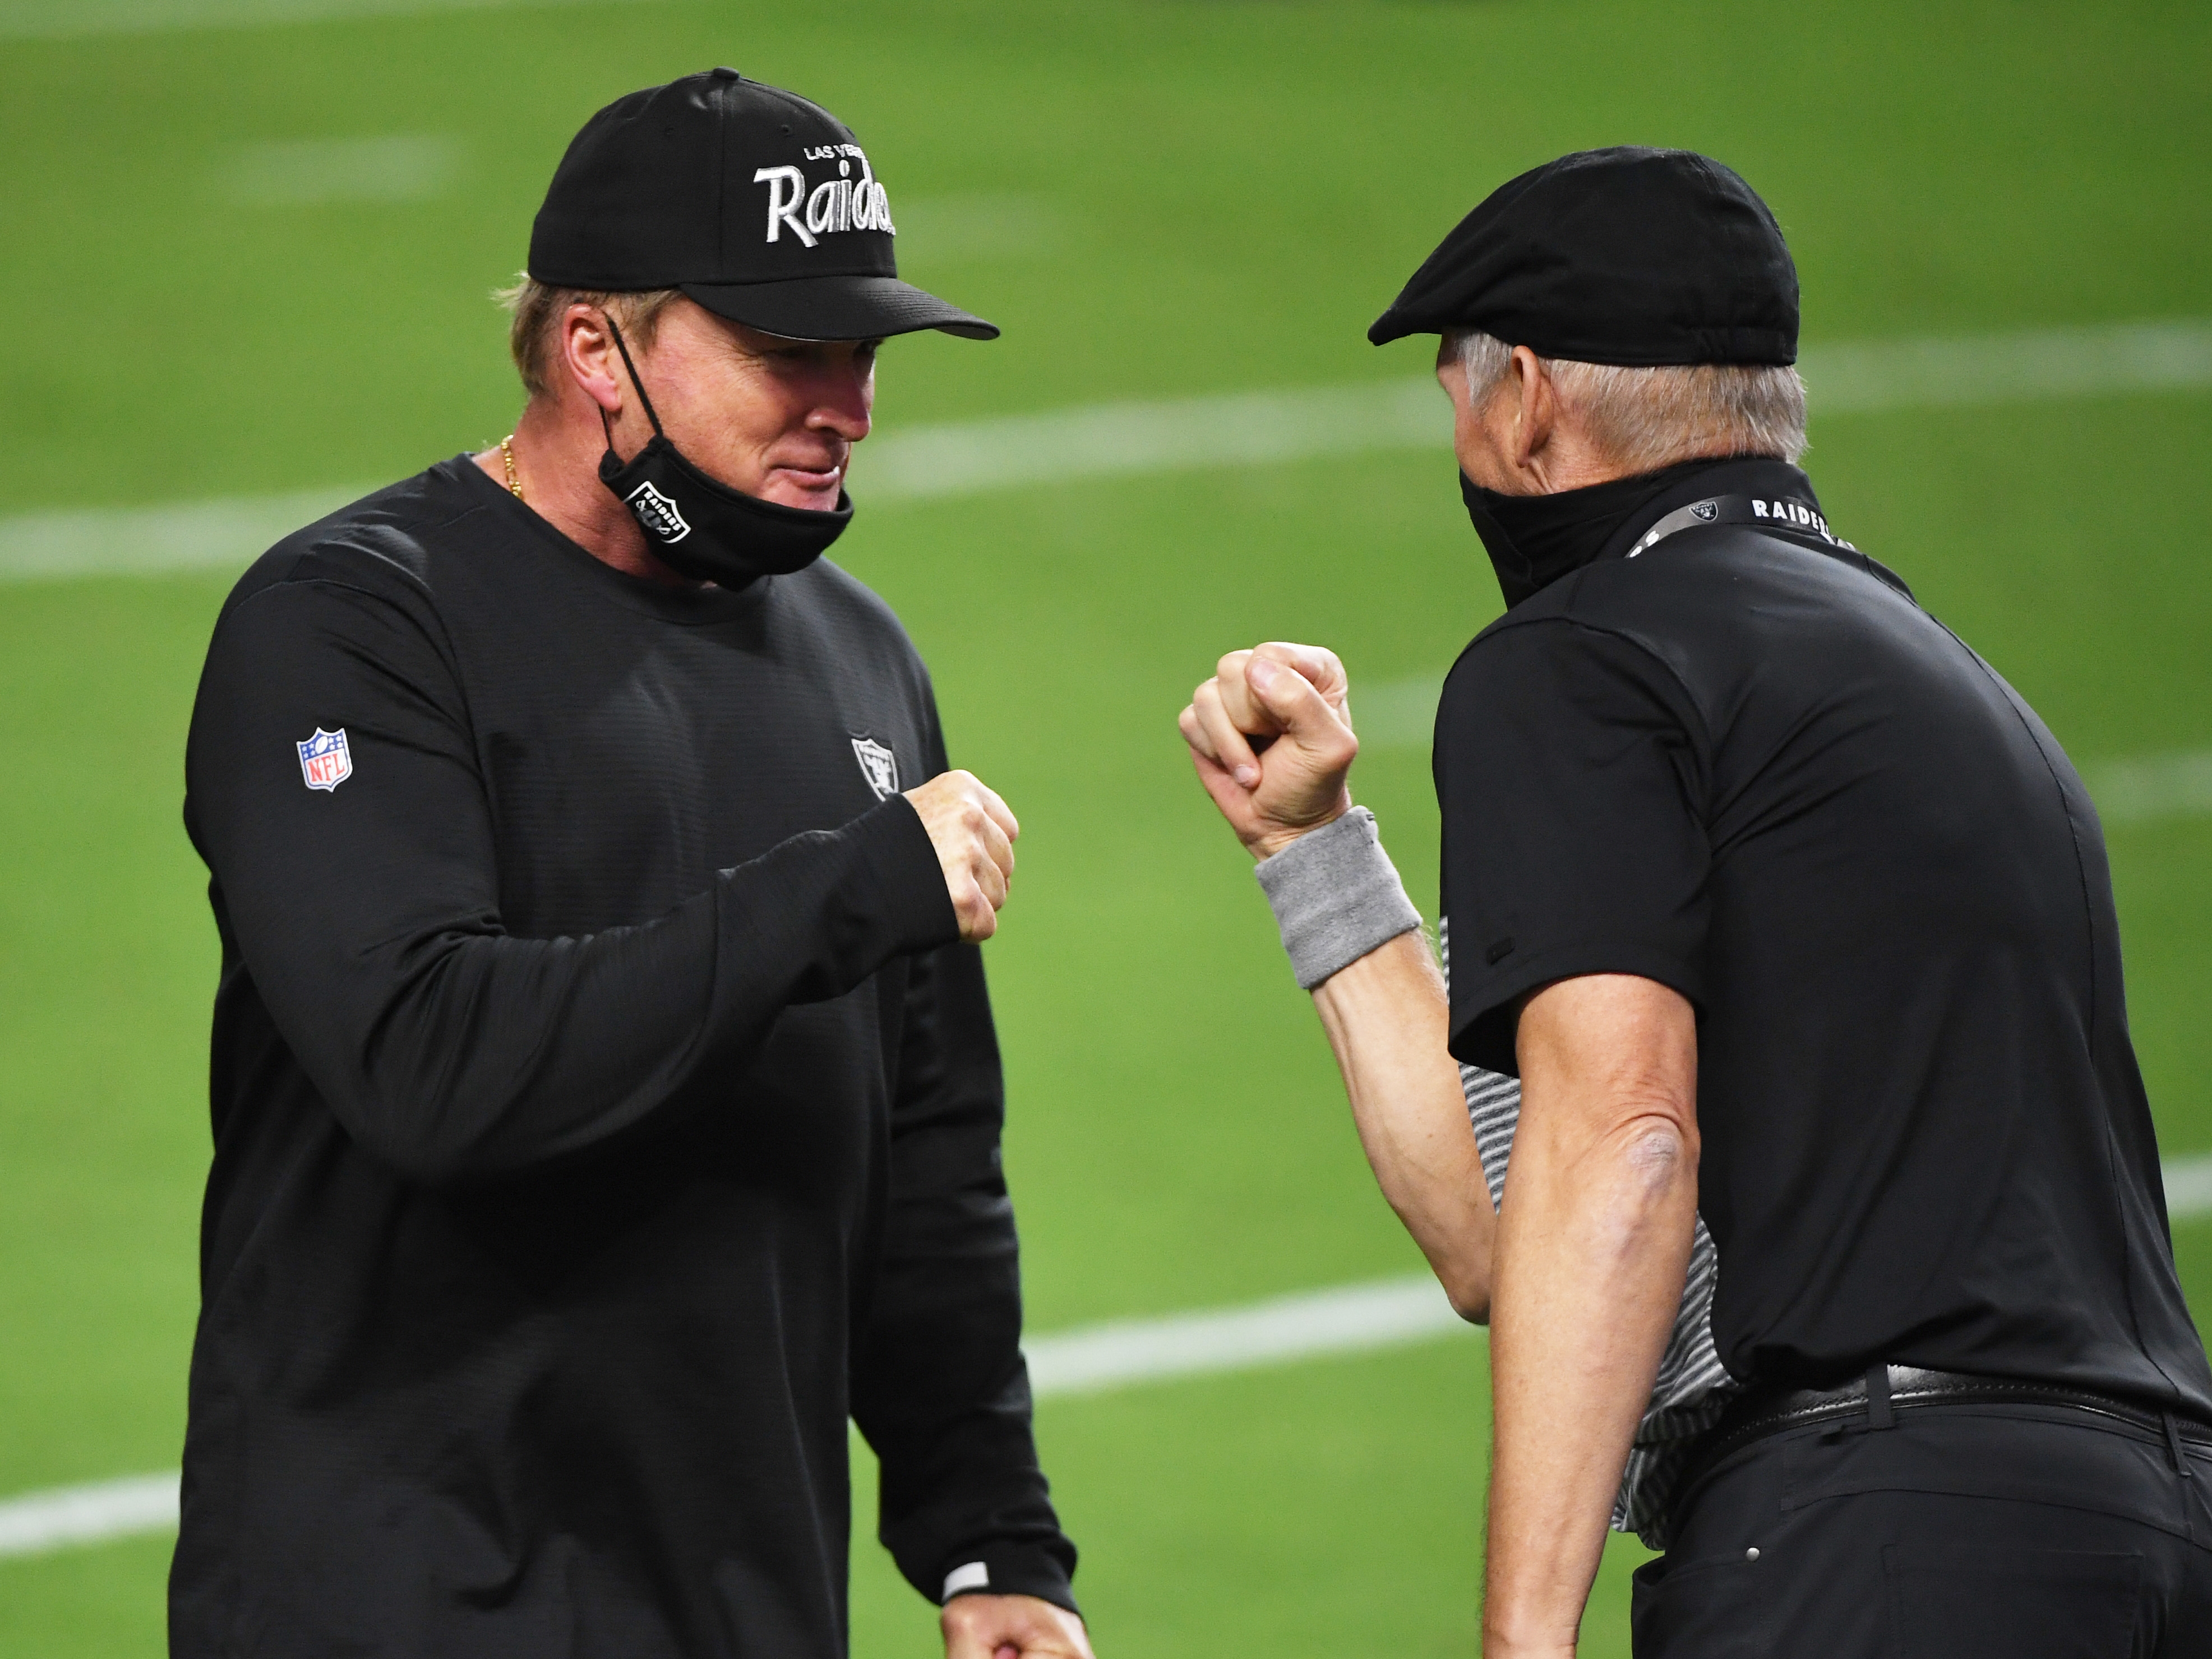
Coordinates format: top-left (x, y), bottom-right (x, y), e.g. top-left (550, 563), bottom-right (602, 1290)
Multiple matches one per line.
top-left (1177, 654), bottom-right (1493, 1308)
top-left (1310, 931), bottom-right (1495, 1319)
top-left (1485, 976), bottom-right (1698, 1655)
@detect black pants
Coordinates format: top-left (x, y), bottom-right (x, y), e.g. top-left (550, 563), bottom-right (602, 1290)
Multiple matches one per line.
top-left (1632, 1403), bottom-right (2212, 1657)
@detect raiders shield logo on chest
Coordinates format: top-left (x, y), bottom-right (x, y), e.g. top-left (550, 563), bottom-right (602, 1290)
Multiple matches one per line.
top-left (851, 736), bottom-right (898, 801)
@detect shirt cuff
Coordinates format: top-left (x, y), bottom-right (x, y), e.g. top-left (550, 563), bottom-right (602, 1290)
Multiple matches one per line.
top-left (936, 1541), bottom-right (1080, 1617)
top-left (855, 792), bottom-right (962, 954)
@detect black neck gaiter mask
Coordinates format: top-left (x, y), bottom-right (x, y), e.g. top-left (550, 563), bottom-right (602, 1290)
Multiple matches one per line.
top-left (1462, 457), bottom-right (1723, 607)
top-left (597, 322), bottom-right (853, 588)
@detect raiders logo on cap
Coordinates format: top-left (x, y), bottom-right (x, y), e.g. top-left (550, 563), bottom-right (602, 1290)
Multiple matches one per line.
top-left (527, 69), bottom-right (996, 345)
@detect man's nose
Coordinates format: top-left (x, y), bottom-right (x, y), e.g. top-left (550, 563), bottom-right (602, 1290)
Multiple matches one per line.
top-left (807, 363), bottom-right (873, 441)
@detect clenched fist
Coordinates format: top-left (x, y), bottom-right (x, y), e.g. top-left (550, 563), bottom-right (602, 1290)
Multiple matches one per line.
top-left (940, 1593), bottom-right (1095, 1659)
top-left (905, 770), bottom-right (1020, 942)
top-left (1179, 641), bottom-right (1359, 859)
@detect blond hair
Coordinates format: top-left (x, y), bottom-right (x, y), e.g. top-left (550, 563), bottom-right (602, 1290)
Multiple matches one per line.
top-left (493, 275), bottom-right (684, 401)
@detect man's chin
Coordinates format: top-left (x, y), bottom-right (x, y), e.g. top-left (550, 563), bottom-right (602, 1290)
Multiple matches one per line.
top-left (757, 474), bottom-right (846, 512)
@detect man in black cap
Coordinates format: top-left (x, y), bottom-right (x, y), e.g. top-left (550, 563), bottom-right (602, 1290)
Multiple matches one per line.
top-left (175, 71), bottom-right (1091, 1659)
top-left (1181, 147), bottom-right (2212, 1655)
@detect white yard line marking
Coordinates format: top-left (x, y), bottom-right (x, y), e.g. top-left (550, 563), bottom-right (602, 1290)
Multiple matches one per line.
top-left (218, 135), bottom-right (461, 208)
top-left (2089, 750), bottom-right (2212, 826)
top-left (0, 0), bottom-right (652, 42)
top-left (856, 316), bottom-right (2212, 503)
top-left (13, 1153), bottom-right (2212, 1562)
top-left (1807, 320), bottom-right (2212, 414)
top-left (0, 1472), bottom-right (178, 1561)
top-left (0, 488), bottom-right (364, 583)
top-left (2165, 1154), bottom-right (2212, 1220)
top-left (1025, 1273), bottom-right (1470, 1400)
top-left (862, 378), bottom-right (1442, 502)
top-left (0, 1277), bottom-right (1466, 1563)
top-left (894, 194), bottom-right (1066, 264)
top-left (5, 319), bottom-right (2208, 585)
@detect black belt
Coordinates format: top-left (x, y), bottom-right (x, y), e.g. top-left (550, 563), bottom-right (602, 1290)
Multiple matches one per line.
top-left (1671, 1365), bottom-right (2212, 1526)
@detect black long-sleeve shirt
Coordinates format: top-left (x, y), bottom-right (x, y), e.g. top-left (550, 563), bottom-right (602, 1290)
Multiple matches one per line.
top-left (172, 456), bottom-right (1075, 1658)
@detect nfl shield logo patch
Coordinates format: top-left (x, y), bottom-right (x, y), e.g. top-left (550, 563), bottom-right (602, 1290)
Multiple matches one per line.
top-left (297, 727), bottom-right (353, 792)
top-left (851, 736), bottom-right (899, 801)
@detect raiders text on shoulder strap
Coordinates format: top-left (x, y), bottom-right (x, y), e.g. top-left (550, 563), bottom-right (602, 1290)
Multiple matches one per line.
top-left (1629, 493), bottom-right (1855, 559)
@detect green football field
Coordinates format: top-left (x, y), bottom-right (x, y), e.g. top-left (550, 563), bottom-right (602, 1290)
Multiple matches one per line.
top-left (2, 0), bottom-right (2209, 1652)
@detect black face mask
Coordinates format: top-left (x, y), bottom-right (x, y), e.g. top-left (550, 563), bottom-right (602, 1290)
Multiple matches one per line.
top-left (597, 321), bottom-right (853, 588)
top-left (1461, 459), bottom-right (1721, 608)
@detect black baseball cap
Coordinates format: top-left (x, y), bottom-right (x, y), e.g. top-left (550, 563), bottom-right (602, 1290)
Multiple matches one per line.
top-left (1368, 147), bottom-right (1797, 366)
top-left (528, 68), bottom-right (997, 343)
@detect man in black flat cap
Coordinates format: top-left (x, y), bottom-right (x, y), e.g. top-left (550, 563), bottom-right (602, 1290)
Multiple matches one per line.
top-left (176, 70), bottom-right (1091, 1659)
top-left (1181, 146), bottom-right (2212, 1655)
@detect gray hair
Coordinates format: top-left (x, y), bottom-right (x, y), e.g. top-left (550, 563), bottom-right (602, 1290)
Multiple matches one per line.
top-left (1451, 329), bottom-right (1808, 470)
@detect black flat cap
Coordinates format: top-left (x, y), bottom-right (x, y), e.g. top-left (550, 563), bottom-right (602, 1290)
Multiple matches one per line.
top-left (1368, 147), bottom-right (1797, 366)
top-left (529, 68), bottom-right (996, 343)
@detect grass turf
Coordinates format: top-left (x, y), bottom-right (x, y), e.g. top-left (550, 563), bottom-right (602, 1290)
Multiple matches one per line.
top-left (1, 0), bottom-right (2208, 1653)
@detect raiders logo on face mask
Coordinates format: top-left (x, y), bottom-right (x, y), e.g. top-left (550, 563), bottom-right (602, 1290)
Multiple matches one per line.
top-left (624, 482), bottom-right (692, 543)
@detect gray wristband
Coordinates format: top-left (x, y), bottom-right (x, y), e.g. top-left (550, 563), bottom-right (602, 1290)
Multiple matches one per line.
top-left (1253, 806), bottom-right (1423, 990)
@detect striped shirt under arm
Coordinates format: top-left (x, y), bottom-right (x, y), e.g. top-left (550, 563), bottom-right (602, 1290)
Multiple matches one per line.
top-left (1444, 920), bottom-right (1737, 1547)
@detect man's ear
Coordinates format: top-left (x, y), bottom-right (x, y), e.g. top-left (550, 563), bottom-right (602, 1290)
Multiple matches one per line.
top-left (560, 305), bottom-right (625, 417)
top-left (1508, 345), bottom-right (1555, 479)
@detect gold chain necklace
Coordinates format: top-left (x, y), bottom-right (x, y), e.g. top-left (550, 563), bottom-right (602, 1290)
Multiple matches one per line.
top-left (499, 434), bottom-right (525, 502)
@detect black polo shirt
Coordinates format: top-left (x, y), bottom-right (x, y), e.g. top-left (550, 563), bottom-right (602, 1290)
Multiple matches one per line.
top-left (1436, 456), bottom-right (2212, 1412)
